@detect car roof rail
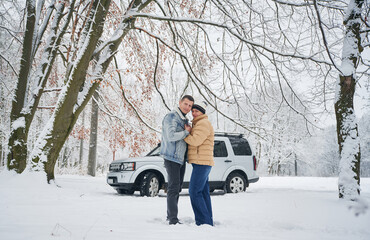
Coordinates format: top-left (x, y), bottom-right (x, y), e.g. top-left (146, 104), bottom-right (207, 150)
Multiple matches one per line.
top-left (215, 132), bottom-right (244, 138)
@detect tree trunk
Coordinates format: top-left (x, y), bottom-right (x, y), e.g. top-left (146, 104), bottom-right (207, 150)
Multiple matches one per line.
top-left (335, 0), bottom-right (363, 200)
top-left (79, 110), bottom-right (85, 166)
top-left (294, 156), bottom-right (298, 176)
top-left (61, 140), bottom-right (69, 169)
top-left (0, 134), bottom-right (3, 167)
top-left (0, 82), bottom-right (4, 167)
top-left (335, 75), bottom-right (361, 199)
top-left (87, 90), bottom-right (99, 176)
top-left (6, 1), bottom-right (73, 173)
top-left (6, 0), bottom-right (36, 173)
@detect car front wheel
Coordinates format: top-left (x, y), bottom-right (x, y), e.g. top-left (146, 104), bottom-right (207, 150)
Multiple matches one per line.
top-left (140, 172), bottom-right (160, 197)
top-left (225, 172), bottom-right (247, 193)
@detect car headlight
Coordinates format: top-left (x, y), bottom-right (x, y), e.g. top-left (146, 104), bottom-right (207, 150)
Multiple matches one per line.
top-left (120, 162), bottom-right (135, 171)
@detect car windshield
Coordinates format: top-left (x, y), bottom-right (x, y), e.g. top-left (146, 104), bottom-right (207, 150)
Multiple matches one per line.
top-left (146, 145), bottom-right (161, 156)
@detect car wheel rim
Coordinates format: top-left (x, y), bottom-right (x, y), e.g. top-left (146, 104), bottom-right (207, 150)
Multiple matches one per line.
top-left (149, 177), bottom-right (159, 197)
top-left (230, 177), bottom-right (244, 193)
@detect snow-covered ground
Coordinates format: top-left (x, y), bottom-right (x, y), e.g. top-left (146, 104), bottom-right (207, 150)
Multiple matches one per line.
top-left (1, 171), bottom-right (369, 240)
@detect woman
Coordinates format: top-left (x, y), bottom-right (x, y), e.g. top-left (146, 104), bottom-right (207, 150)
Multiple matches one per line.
top-left (184, 100), bottom-right (215, 226)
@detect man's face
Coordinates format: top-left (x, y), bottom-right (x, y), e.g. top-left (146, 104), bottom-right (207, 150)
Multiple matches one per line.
top-left (179, 98), bottom-right (193, 114)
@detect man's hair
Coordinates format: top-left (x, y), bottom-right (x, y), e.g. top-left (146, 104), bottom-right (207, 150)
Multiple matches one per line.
top-left (181, 95), bottom-right (194, 102)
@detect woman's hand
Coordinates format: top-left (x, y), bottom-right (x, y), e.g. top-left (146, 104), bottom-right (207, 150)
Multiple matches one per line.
top-left (185, 124), bottom-right (192, 132)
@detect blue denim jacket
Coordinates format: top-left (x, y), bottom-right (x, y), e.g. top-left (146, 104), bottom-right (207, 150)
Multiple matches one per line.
top-left (160, 108), bottom-right (189, 165)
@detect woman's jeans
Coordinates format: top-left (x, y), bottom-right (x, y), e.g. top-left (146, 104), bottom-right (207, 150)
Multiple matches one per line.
top-left (189, 163), bottom-right (213, 226)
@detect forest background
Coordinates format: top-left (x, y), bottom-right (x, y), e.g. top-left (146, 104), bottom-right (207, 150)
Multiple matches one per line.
top-left (0, 0), bottom-right (369, 199)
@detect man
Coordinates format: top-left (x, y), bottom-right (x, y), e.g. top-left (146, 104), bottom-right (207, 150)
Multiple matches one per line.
top-left (160, 95), bottom-right (194, 225)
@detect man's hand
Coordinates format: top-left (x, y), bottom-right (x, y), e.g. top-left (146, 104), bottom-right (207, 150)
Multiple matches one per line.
top-left (185, 124), bottom-right (192, 133)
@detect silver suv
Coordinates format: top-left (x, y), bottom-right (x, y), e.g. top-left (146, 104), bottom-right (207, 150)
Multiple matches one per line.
top-left (107, 133), bottom-right (259, 197)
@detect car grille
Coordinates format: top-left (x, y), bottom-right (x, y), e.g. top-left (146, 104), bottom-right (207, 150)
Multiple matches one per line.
top-left (109, 163), bottom-right (121, 172)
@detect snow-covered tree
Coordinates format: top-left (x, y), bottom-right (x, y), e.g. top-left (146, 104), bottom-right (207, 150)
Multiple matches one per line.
top-left (335, 0), bottom-right (365, 200)
top-left (6, 0), bottom-right (76, 175)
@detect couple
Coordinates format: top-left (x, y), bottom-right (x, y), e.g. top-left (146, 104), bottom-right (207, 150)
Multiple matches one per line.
top-left (160, 95), bottom-right (214, 226)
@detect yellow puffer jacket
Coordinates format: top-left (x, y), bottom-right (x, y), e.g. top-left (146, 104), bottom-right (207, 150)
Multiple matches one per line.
top-left (184, 114), bottom-right (214, 166)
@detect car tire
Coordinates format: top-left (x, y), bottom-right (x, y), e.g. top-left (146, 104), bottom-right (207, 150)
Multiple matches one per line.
top-left (225, 172), bottom-right (247, 193)
top-left (116, 189), bottom-right (134, 195)
top-left (140, 172), bottom-right (160, 197)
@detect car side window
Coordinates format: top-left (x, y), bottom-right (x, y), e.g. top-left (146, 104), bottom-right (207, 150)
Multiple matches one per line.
top-left (214, 140), bottom-right (228, 157)
top-left (147, 145), bottom-right (161, 156)
top-left (229, 137), bottom-right (252, 156)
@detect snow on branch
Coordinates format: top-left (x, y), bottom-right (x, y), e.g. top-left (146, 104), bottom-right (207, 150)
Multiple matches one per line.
top-left (92, 21), bottom-right (130, 57)
top-left (32, 0), bottom-right (57, 58)
top-left (11, 117), bottom-right (26, 131)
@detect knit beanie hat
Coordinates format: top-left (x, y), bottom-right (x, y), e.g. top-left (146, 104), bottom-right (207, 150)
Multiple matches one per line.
top-left (192, 100), bottom-right (207, 114)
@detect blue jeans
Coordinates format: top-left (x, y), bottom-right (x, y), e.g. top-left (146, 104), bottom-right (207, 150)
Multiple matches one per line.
top-left (189, 164), bottom-right (213, 226)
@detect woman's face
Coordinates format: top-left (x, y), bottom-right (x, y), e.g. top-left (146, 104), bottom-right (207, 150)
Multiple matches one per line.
top-left (192, 108), bottom-right (203, 119)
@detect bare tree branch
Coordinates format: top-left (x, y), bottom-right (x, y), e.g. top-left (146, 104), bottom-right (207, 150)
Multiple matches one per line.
top-left (313, 0), bottom-right (342, 74)
top-left (0, 52), bottom-right (18, 76)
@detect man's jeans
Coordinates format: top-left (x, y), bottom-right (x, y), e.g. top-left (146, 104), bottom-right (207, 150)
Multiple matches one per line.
top-left (189, 163), bottom-right (213, 226)
top-left (164, 159), bottom-right (186, 224)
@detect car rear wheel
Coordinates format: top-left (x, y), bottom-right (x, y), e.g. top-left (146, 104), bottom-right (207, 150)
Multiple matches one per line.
top-left (225, 172), bottom-right (247, 193)
top-left (140, 172), bottom-right (160, 197)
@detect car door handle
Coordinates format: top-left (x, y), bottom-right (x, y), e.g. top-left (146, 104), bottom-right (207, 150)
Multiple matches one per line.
top-left (224, 160), bottom-right (232, 163)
